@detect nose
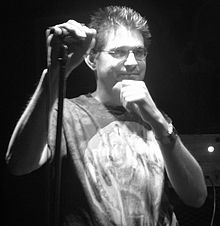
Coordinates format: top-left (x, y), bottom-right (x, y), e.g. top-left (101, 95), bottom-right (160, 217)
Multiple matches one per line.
top-left (124, 51), bottom-right (138, 67)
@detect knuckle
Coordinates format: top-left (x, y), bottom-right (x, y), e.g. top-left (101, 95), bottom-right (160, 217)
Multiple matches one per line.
top-left (67, 19), bottom-right (75, 23)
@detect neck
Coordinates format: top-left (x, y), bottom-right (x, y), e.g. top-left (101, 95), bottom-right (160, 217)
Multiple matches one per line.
top-left (92, 85), bottom-right (122, 107)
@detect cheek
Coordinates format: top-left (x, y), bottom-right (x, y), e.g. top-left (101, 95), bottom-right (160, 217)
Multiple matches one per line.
top-left (140, 62), bottom-right (146, 78)
top-left (97, 59), bottom-right (120, 77)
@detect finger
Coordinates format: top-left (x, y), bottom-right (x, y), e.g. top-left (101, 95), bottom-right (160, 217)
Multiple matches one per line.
top-left (84, 31), bottom-right (97, 55)
top-left (49, 26), bottom-right (67, 36)
top-left (49, 21), bottom-right (86, 38)
top-left (121, 87), bottom-right (147, 104)
top-left (67, 20), bottom-right (96, 35)
top-left (66, 20), bottom-right (96, 38)
top-left (121, 80), bottom-right (146, 87)
top-left (121, 86), bottom-right (146, 96)
top-left (123, 94), bottom-right (146, 103)
top-left (82, 26), bottom-right (97, 36)
top-left (65, 20), bottom-right (87, 37)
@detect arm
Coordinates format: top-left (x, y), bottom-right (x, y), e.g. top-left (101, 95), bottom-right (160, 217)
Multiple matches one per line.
top-left (154, 121), bottom-right (207, 208)
top-left (6, 68), bottom-right (58, 175)
top-left (6, 21), bottom-right (96, 175)
top-left (120, 80), bottom-right (207, 207)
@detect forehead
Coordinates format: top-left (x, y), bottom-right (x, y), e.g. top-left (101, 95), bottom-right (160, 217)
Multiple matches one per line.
top-left (104, 26), bottom-right (144, 49)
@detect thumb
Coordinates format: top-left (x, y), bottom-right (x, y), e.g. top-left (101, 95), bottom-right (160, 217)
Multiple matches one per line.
top-left (85, 29), bottom-right (96, 55)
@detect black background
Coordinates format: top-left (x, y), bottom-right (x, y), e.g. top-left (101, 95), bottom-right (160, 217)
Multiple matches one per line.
top-left (2, 0), bottom-right (220, 225)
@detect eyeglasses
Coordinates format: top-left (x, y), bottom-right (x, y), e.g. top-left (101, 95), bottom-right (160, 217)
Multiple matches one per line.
top-left (100, 47), bottom-right (147, 61)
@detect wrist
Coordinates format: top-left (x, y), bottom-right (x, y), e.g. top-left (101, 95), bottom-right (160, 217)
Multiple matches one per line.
top-left (154, 123), bottom-right (178, 145)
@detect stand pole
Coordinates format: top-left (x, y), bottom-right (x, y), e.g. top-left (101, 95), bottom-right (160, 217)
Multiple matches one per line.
top-left (50, 43), bottom-right (67, 226)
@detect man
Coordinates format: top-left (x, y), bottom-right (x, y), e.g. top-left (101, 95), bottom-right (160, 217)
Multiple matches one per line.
top-left (6, 5), bottom-right (207, 226)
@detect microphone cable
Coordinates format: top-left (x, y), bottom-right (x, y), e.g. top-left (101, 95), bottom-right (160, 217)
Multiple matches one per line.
top-left (205, 175), bottom-right (216, 226)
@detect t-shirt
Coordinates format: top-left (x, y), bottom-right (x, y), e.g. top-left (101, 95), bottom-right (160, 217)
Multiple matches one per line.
top-left (48, 94), bottom-right (178, 226)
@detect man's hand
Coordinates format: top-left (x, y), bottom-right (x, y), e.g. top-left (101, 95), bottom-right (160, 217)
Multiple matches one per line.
top-left (46, 20), bottom-right (96, 77)
top-left (120, 80), bottom-right (168, 131)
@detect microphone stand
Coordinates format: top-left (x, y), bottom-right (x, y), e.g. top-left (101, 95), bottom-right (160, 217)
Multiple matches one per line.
top-left (49, 42), bottom-right (67, 226)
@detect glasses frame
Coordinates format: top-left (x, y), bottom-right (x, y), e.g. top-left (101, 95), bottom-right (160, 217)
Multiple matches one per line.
top-left (100, 47), bottom-right (148, 61)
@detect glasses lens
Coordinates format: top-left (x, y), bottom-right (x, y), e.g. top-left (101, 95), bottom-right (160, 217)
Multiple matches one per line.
top-left (112, 49), bottom-right (127, 58)
top-left (133, 47), bottom-right (146, 60)
top-left (103, 47), bottom-right (147, 60)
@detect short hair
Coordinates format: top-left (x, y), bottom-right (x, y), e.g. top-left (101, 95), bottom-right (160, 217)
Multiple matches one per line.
top-left (88, 5), bottom-right (151, 53)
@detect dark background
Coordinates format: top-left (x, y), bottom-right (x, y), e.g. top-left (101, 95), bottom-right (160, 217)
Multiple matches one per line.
top-left (2, 0), bottom-right (220, 225)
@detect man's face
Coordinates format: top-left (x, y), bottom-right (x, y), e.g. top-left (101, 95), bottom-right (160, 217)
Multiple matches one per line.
top-left (95, 26), bottom-right (146, 92)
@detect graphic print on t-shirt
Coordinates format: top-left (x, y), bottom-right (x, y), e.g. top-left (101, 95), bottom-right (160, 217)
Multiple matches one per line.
top-left (83, 120), bottom-right (164, 226)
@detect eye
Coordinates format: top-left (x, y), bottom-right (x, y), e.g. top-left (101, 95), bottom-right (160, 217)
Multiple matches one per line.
top-left (134, 47), bottom-right (146, 58)
top-left (112, 48), bottom-right (127, 58)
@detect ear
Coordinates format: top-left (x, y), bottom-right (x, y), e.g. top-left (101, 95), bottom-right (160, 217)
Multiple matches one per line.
top-left (84, 53), bottom-right (97, 71)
